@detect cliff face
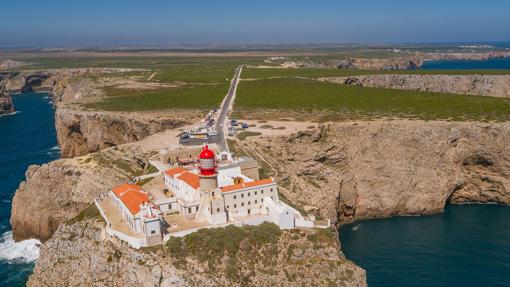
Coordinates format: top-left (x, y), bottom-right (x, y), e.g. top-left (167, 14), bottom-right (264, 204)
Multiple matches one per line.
top-left (56, 106), bottom-right (187, 158)
top-left (10, 143), bottom-right (152, 241)
top-left (240, 120), bottom-right (510, 222)
top-left (28, 219), bottom-right (366, 287)
top-left (0, 88), bottom-right (14, 115)
top-left (324, 74), bottom-right (510, 98)
top-left (336, 57), bottom-right (424, 70)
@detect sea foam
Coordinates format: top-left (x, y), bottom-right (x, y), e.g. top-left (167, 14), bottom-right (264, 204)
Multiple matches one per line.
top-left (0, 232), bottom-right (40, 264)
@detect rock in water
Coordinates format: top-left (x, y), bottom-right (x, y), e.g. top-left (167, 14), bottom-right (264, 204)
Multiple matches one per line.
top-left (0, 88), bottom-right (14, 115)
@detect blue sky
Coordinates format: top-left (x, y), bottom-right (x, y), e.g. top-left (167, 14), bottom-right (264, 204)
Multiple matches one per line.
top-left (0, 0), bottom-right (509, 47)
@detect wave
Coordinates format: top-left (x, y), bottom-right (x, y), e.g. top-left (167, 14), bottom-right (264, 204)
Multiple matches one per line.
top-left (49, 146), bottom-right (60, 151)
top-left (351, 224), bottom-right (360, 231)
top-left (0, 231), bottom-right (41, 264)
top-left (46, 146), bottom-right (61, 156)
top-left (0, 111), bottom-right (20, 117)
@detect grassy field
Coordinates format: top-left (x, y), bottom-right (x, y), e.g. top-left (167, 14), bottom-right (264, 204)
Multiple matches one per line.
top-left (85, 84), bottom-right (228, 111)
top-left (68, 57), bottom-right (257, 111)
top-left (242, 67), bottom-right (510, 79)
top-left (235, 78), bottom-right (510, 122)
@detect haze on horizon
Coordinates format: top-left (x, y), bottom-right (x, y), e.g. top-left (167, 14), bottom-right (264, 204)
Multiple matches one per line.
top-left (1, 0), bottom-right (509, 48)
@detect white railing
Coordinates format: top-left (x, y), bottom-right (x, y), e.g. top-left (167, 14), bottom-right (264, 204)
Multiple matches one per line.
top-left (106, 226), bottom-right (145, 249)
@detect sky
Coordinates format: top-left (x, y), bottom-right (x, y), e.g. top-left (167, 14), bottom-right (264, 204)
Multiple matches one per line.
top-left (0, 0), bottom-right (509, 48)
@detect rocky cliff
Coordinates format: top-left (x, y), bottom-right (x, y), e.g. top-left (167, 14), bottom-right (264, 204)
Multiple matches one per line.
top-left (238, 120), bottom-right (510, 222)
top-left (10, 142), bottom-right (153, 241)
top-left (336, 57), bottom-right (424, 70)
top-left (0, 87), bottom-right (14, 115)
top-left (323, 74), bottom-right (510, 98)
top-left (56, 106), bottom-right (187, 158)
top-left (28, 219), bottom-right (366, 287)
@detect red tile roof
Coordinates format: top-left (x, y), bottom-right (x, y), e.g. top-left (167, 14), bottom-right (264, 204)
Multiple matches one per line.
top-left (177, 172), bottom-right (200, 190)
top-left (112, 184), bottom-right (149, 215)
top-left (165, 167), bottom-right (186, 177)
top-left (221, 178), bottom-right (273, 193)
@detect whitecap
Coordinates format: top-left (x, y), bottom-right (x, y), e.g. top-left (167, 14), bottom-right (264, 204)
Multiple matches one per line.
top-left (0, 231), bottom-right (41, 264)
top-left (0, 111), bottom-right (20, 117)
top-left (49, 146), bottom-right (60, 151)
top-left (351, 224), bottom-right (360, 231)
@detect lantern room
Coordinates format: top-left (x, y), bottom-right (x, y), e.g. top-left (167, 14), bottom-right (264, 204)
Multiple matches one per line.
top-left (199, 145), bottom-right (216, 176)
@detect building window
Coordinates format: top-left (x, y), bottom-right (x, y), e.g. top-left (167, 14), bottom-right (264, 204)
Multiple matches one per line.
top-left (261, 198), bottom-right (264, 202)
top-left (255, 200), bottom-right (258, 204)
top-left (234, 195), bottom-right (236, 199)
top-left (241, 194), bottom-right (244, 198)
top-left (227, 205), bottom-right (229, 209)
top-left (217, 208), bottom-right (220, 212)
top-left (261, 190), bottom-right (264, 194)
top-left (248, 201), bottom-right (251, 205)
top-left (188, 207), bottom-right (191, 213)
top-left (196, 206), bottom-right (199, 212)
top-left (248, 192), bottom-right (251, 196)
top-left (270, 188), bottom-right (273, 192)
top-left (271, 196), bottom-right (274, 200)
top-left (234, 204), bottom-right (237, 208)
top-left (151, 230), bottom-right (156, 235)
top-left (241, 202), bottom-right (244, 207)
top-left (255, 191), bottom-right (257, 195)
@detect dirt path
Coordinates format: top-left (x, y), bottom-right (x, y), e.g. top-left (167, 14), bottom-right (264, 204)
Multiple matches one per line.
top-left (148, 71), bottom-right (157, 81)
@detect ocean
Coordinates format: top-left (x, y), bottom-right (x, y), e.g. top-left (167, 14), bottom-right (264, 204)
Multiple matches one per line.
top-left (422, 57), bottom-right (510, 70)
top-left (340, 205), bottom-right (510, 287)
top-left (340, 56), bottom-right (510, 287)
top-left (0, 92), bottom-right (59, 286)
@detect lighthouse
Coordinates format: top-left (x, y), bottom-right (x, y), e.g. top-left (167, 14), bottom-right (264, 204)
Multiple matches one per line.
top-left (198, 145), bottom-right (218, 191)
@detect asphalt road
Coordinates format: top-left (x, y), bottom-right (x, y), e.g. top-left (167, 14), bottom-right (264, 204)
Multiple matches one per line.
top-left (212, 65), bottom-right (243, 152)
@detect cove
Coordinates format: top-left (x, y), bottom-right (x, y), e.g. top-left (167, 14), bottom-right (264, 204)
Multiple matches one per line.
top-left (340, 204), bottom-right (510, 287)
top-left (0, 92), bottom-right (59, 286)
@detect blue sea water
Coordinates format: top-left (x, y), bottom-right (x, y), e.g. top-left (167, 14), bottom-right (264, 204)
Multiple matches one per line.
top-left (0, 93), bottom-right (59, 286)
top-left (422, 57), bottom-right (510, 70)
top-left (340, 205), bottom-right (510, 287)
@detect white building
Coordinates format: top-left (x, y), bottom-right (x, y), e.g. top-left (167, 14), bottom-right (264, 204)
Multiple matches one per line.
top-left (103, 145), bottom-right (320, 247)
top-left (156, 145), bottom-right (303, 229)
top-left (110, 184), bottom-right (163, 245)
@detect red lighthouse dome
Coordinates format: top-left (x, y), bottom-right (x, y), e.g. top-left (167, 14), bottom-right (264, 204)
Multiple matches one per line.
top-left (199, 145), bottom-right (216, 176)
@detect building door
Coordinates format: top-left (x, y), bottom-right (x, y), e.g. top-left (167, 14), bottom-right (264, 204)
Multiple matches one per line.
top-left (248, 209), bottom-right (251, 215)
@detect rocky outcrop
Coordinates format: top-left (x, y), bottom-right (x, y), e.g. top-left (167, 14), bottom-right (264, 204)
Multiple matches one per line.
top-left (10, 143), bottom-right (152, 241)
top-left (336, 57), bottom-right (424, 70)
top-left (324, 74), bottom-right (510, 98)
top-left (241, 120), bottom-right (510, 223)
top-left (56, 106), bottom-right (188, 158)
top-left (0, 87), bottom-right (14, 115)
top-left (28, 219), bottom-right (366, 287)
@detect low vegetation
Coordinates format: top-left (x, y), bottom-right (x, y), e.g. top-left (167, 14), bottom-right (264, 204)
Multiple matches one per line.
top-left (85, 84), bottom-right (228, 111)
top-left (67, 204), bottom-right (103, 224)
top-left (166, 223), bottom-right (281, 259)
top-left (236, 78), bottom-right (510, 122)
top-left (236, 131), bottom-right (262, 140)
top-left (243, 67), bottom-right (510, 79)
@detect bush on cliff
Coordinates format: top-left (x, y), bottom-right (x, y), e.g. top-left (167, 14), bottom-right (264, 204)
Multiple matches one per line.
top-left (166, 222), bottom-right (281, 260)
